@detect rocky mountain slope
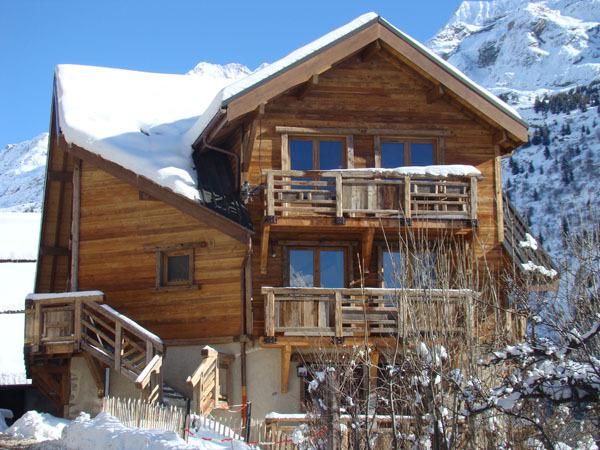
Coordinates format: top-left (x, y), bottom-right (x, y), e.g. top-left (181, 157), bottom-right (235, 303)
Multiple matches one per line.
top-left (0, 133), bottom-right (48, 213)
top-left (429, 0), bottom-right (600, 255)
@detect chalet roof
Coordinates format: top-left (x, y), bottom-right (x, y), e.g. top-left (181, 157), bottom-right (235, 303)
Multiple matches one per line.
top-left (53, 13), bottom-right (529, 229)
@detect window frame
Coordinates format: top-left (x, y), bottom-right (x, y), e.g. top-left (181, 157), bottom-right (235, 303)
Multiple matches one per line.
top-left (377, 244), bottom-right (439, 289)
top-left (161, 248), bottom-right (194, 287)
top-left (283, 243), bottom-right (350, 288)
top-left (287, 136), bottom-right (348, 171)
top-left (375, 137), bottom-right (440, 168)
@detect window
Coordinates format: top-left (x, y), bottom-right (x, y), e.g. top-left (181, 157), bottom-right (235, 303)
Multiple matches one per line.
top-left (379, 140), bottom-right (436, 168)
top-left (289, 138), bottom-right (345, 171)
top-left (380, 247), bottom-right (438, 289)
top-left (288, 248), bottom-right (346, 288)
top-left (161, 249), bottom-right (193, 287)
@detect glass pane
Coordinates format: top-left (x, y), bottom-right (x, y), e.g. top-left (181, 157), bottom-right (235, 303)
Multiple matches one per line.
top-left (319, 140), bottom-right (343, 170)
top-left (410, 143), bottom-right (434, 166)
top-left (411, 251), bottom-right (437, 288)
top-left (167, 255), bottom-right (189, 282)
top-left (290, 249), bottom-right (314, 287)
top-left (383, 251), bottom-right (405, 289)
top-left (290, 140), bottom-right (314, 170)
top-left (381, 142), bottom-right (405, 168)
top-left (320, 250), bottom-right (344, 288)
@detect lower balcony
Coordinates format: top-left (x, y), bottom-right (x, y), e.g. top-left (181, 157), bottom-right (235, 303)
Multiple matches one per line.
top-left (262, 286), bottom-right (476, 341)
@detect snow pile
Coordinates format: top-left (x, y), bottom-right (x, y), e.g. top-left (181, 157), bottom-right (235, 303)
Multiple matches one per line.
top-left (0, 133), bottom-right (47, 212)
top-left (521, 260), bottom-right (558, 278)
top-left (519, 232), bottom-right (538, 251)
top-left (0, 212), bottom-right (41, 261)
top-left (60, 412), bottom-right (198, 450)
top-left (329, 164), bottom-right (482, 178)
top-left (5, 411), bottom-right (69, 441)
top-left (55, 63), bottom-right (250, 201)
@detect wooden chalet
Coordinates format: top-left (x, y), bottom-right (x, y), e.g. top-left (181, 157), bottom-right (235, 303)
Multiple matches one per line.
top-left (25, 13), bottom-right (555, 422)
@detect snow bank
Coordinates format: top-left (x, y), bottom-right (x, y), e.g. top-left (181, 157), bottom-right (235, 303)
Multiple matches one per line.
top-left (60, 412), bottom-right (196, 450)
top-left (0, 212), bottom-right (41, 260)
top-left (328, 164), bottom-right (482, 178)
top-left (5, 411), bottom-right (69, 441)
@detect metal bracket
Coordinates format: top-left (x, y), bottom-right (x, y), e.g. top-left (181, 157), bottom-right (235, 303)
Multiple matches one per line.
top-left (332, 337), bottom-right (344, 344)
top-left (470, 219), bottom-right (479, 228)
top-left (400, 217), bottom-right (413, 226)
top-left (334, 217), bottom-right (346, 225)
top-left (264, 336), bottom-right (277, 344)
top-left (265, 216), bottom-right (277, 225)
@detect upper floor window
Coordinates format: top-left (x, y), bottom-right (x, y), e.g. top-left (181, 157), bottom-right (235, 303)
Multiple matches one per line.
top-left (290, 138), bottom-right (345, 171)
top-left (288, 247), bottom-right (346, 288)
top-left (380, 248), bottom-right (438, 289)
top-left (379, 140), bottom-right (436, 168)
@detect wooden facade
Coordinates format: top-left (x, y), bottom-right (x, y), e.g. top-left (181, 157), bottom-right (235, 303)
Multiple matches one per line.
top-left (29, 16), bottom-right (548, 416)
top-left (234, 50), bottom-right (510, 337)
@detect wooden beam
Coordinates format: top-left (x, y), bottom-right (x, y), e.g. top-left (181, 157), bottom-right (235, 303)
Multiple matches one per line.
top-left (346, 135), bottom-right (354, 168)
top-left (41, 246), bottom-right (69, 256)
top-left (426, 84), bottom-right (445, 104)
top-left (369, 347), bottom-right (379, 390)
top-left (48, 170), bottom-right (73, 183)
top-left (260, 223), bottom-right (270, 275)
top-left (241, 118), bottom-right (258, 173)
top-left (281, 345), bottom-right (292, 394)
top-left (295, 74), bottom-right (319, 100)
top-left (258, 102), bottom-right (266, 115)
top-left (275, 126), bottom-right (452, 137)
top-left (494, 145), bottom-right (505, 243)
top-left (359, 39), bottom-right (381, 62)
top-left (362, 228), bottom-right (375, 272)
top-left (493, 130), bottom-right (511, 147)
top-left (70, 159), bottom-right (81, 291)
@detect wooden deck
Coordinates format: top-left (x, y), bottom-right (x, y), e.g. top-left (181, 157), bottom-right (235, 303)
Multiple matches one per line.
top-left (262, 287), bottom-right (476, 340)
top-left (264, 170), bottom-right (478, 226)
top-left (25, 291), bottom-right (164, 403)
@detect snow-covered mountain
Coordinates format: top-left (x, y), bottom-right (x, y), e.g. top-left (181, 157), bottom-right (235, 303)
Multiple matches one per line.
top-left (429, 0), bottom-right (600, 256)
top-left (187, 61), bottom-right (253, 78)
top-left (0, 133), bottom-right (48, 213)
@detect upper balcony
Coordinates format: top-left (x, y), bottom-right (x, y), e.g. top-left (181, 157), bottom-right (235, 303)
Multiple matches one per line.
top-left (263, 169), bottom-right (479, 230)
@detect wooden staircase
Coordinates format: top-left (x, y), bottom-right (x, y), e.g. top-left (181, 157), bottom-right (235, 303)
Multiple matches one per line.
top-left (186, 346), bottom-right (220, 416)
top-left (24, 291), bottom-right (165, 412)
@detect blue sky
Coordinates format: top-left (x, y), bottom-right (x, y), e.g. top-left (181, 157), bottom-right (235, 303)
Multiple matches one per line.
top-left (0, 1), bottom-right (461, 146)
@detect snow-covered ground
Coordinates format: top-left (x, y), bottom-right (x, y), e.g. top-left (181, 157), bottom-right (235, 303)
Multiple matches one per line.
top-left (2, 411), bottom-right (254, 450)
top-left (0, 212), bottom-right (40, 385)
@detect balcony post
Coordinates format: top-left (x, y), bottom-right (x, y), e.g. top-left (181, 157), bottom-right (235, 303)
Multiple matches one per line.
top-left (403, 176), bottom-right (412, 225)
top-left (470, 176), bottom-right (478, 227)
top-left (266, 171), bottom-right (275, 219)
top-left (334, 173), bottom-right (345, 224)
top-left (266, 291), bottom-right (275, 337)
top-left (334, 291), bottom-right (343, 340)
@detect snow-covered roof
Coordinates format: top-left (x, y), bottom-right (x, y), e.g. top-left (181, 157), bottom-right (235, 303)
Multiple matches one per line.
top-left (54, 13), bottom-right (526, 204)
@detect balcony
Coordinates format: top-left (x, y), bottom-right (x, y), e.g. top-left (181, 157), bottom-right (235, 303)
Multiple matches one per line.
top-left (262, 287), bottom-right (476, 341)
top-left (264, 169), bottom-right (479, 227)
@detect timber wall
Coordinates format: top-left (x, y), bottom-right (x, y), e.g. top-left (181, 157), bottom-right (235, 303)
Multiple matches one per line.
top-left (242, 50), bottom-right (504, 336)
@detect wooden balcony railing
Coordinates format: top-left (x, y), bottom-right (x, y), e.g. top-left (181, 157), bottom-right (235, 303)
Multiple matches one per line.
top-left (262, 287), bottom-right (476, 340)
top-left (186, 346), bottom-right (220, 415)
top-left (264, 170), bottom-right (478, 224)
top-left (25, 291), bottom-right (164, 402)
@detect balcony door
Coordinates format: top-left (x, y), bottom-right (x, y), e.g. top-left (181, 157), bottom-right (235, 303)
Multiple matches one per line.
top-left (288, 247), bottom-right (346, 328)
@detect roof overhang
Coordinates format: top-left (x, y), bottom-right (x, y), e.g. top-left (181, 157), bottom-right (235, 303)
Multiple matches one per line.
top-left (198, 16), bottom-right (528, 150)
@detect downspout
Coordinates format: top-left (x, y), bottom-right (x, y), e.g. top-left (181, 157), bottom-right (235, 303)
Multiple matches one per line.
top-left (240, 237), bottom-right (252, 423)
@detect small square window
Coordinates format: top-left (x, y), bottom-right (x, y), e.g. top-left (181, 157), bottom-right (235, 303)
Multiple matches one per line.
top-left (160, 250), bottom-right (193, 287)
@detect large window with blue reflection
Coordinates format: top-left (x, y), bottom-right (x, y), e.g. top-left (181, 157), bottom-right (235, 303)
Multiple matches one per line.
top-left (289, 138), bottom-right (344, 170)
top-left (380, 140), bottom-right (436, 168)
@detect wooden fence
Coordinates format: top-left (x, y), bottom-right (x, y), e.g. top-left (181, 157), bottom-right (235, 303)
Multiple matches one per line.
top-left (102, 396), bottom-right (186, 437)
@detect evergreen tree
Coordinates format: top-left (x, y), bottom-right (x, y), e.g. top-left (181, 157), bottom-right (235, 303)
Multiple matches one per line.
top-left (544, 146), bottom-right (551, 159)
